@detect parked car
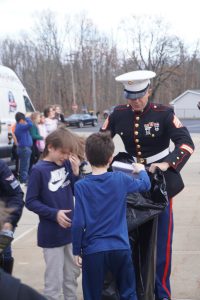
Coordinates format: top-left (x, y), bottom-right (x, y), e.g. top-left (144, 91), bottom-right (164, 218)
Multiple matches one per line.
top-left (65, 114), bottom-right (98, 128)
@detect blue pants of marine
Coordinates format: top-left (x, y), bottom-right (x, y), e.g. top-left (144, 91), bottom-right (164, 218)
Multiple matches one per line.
top-left (155, 199), bottom-right (173, 300)
top-left (82, 249), bottom-right (138, 300)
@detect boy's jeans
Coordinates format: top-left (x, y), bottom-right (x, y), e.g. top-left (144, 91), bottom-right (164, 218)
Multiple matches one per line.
top-left (17, 146), bottom-right (32, 183)
top-left (43, 243), bottom-right (80, 300)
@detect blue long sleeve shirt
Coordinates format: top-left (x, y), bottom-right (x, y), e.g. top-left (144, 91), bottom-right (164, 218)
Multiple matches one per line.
top-left (72, 170), bottom-right (151, 256)
top-left (15, 117), bottom-right (33, 147)
top-left (25, 160), bottom-right (79, 248)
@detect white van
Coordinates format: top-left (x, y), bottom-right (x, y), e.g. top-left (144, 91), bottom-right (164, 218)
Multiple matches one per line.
top-left (0, 65), bottom-right (35, 168)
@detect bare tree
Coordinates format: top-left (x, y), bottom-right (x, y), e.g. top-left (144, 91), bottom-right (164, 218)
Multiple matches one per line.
top-left (1, 13), bottom-right (197, 112)
top-left (63, 13), bottom-right (120, 113)
top-left (120, 16), bottom-right (187, 103)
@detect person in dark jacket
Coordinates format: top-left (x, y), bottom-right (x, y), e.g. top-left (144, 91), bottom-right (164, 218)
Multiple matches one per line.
top-left (101, 70), bottom-right (195, 300)
top-left (0, 159), bottom-right (24, 274)
top-left (0, 202), bottom-right (47, 300)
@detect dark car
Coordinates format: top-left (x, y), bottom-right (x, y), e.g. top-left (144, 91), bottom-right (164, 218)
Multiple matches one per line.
top-left (65, 114), bottom-right (98, 128)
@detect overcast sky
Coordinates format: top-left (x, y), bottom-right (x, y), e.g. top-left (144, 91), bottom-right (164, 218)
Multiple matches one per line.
top-left (0, 0), bottom-right (200, 46)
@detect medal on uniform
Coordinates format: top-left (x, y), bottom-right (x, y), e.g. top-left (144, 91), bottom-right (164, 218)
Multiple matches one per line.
top-left (154, 122), bottom-right (160, 131)
top-left (144, 123), bottom-right (152, 135)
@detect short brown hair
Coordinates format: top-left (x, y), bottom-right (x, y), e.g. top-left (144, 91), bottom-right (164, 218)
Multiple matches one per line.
top-left (42, 127), bottom-right (85, 161)
top-left (43, 105), bottom-right (55, 118)
top-left (86, 132), bottom-right (114, 166)
top-left (30, 111), bottom-right (40, 124)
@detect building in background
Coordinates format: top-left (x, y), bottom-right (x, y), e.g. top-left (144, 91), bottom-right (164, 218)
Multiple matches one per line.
top-left (170, 90), bottom-right (200, 119)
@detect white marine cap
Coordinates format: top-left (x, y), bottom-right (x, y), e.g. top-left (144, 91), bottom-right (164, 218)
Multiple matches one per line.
top-left (115, 70), bottom-right (156, 100)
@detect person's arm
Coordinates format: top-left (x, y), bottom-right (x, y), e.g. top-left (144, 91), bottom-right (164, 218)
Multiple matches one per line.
top-left (100, 111), bottom-right (116, 137)
top-left (125, 164), bottom-right (151, 193)
top-left (25, 168), bottom-right (58, 222)
top-left (150, 111), bottom-right (194, 173)
top-left (12, 132), bottom-right (18, 146)
top-left (29, 125), bottom-right (43, 141)
top-left (15, 118), bottom-right (33, 133)
top-left (11, 124), bottom-right (18, 145)
top-left (25, 117), bottom-right (33, 127)
top-left (69, 154), bottom-right (81, 176)
top-left (148, 162), bottom-right (170, 173)
top-left (72, 184), bottom-right (85, 257)
top-left (0, 160), bottom-right (24, 229)
top-left (66, 161), bottom-right (80, 195)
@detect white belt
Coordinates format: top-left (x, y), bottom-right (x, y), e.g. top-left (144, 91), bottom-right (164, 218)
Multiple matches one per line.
top-left (133, 148), bottom-right (170, 164)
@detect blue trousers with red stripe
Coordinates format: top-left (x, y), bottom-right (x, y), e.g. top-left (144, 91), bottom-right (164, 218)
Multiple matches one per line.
top-left (155, 199), bottom-right (173, 300)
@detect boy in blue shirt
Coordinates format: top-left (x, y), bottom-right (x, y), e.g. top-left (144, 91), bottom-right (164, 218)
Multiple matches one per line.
top-left (72, 132), bottom-right (151, 300)
top-left (14, 112), bottom-right (33, 184)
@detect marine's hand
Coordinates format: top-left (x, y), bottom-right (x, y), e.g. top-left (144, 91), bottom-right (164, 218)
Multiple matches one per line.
top-left (132, 163), bottom-right (145, 173)
top-left (74, 255), bottom-right (82, 267)
top-left (149, 162), bottom-right (170, 173)
top-left (56, 210), bottom-right (72, 228)
top-left (69, 154), bottom-right (80, 176)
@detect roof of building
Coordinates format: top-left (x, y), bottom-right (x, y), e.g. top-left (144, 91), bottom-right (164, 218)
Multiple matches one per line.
top-left (170, 89), bottom-right (200, 104)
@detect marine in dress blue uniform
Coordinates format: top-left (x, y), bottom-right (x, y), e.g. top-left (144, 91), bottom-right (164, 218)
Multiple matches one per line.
top-left (101, 70), bottom-right (195, 300)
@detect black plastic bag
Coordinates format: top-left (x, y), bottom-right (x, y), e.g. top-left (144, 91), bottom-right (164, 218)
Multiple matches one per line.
top-left (102, 272), bottom-right (119, 300)
top-left (112, 151), bottom-right (184, 198)
top-left (110, 151), bottom-right (168, 233)
top-left (126, 168), bottom-right (168, 233)
top-left (102, 219), bottom-right (158, 300)
top-left (164, 167), bottom-right (184, 198)
top-left (130, 218), bottom-right (158, 300)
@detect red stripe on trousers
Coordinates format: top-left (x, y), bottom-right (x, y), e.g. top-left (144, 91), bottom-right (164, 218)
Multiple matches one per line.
top-left (162, 198), bottom-right (173, 298)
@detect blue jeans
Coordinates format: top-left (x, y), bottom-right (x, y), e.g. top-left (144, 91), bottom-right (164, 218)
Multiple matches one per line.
top-left (17, 146), bottom-right (32, 183)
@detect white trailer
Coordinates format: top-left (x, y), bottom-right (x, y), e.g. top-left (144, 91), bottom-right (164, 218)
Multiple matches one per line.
top-left (0, 65), bottom-right (35, 167)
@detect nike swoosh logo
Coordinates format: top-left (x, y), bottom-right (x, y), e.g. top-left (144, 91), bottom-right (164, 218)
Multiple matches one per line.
top-left (48, 176), bottom-right (68, 192)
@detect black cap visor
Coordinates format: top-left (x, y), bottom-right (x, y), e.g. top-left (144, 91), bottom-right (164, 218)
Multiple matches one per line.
top-left (124, 84), bottom-right (149, 100)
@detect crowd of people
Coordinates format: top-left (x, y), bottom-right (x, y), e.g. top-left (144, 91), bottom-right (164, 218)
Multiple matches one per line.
top-left (0, 70), bottom-right (195, 300)
top-left (11, 104), bottom-right (66, 186)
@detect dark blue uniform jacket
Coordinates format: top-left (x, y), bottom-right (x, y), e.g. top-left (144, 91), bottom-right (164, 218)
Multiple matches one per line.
top-left (101, 102), bottom-right (195, 197)
top-left (101, 102), bottom-right (194, 171)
